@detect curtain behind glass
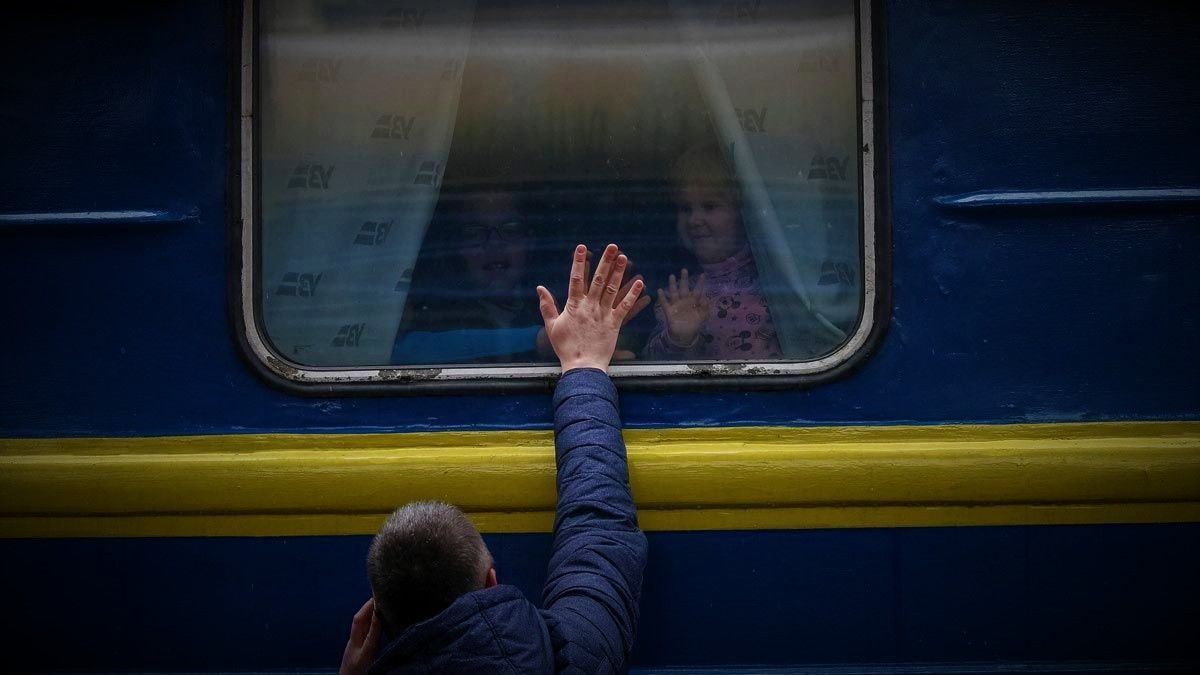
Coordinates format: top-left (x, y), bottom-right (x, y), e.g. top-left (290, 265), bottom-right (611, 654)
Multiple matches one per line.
top-left (260, 1), bottom-right (475, 366)
top-left (671, 0), bottom-right (860, 359)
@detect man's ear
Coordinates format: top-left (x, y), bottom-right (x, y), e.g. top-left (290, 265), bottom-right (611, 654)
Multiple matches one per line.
top-left (485, 567), bottom-right (498, 588)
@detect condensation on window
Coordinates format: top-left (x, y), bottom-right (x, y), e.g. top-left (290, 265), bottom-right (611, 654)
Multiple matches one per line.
top-left (258, 0), bottom-right (862, 369)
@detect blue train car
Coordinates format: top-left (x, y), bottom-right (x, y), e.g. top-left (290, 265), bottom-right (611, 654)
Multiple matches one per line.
top-left (2, 0), bottom-right (1198, 672)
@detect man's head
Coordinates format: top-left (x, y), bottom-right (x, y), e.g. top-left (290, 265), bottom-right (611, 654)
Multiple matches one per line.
top-left (367, 501), bottom-right (496, 637)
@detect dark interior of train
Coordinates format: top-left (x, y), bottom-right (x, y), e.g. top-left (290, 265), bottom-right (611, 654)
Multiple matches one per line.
top-left (408, 1), bottom-right (721, 357)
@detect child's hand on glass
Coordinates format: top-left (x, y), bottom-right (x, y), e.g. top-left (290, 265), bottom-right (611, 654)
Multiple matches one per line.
top-left (658, 268), bottom-right (709, 346)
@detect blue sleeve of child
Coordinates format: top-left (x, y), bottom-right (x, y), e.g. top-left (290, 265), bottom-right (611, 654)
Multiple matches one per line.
top-left (391, 326), bottom-right (542, 364)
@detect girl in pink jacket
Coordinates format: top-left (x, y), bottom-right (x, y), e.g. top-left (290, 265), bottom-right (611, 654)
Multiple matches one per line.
top-left (644, 145), bottom-right (782, 361)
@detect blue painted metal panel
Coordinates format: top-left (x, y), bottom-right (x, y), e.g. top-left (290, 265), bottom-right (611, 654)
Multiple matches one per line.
top-left (1, 2), bottom-right (1198, 669)
top-left (1, 525), bottom-right (1197, 670)
top-left (0, 1), bottom-right (1197, 437)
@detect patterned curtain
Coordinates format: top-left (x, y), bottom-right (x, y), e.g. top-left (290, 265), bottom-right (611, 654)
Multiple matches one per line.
top-left (671, 0), bottom-right (860, 359)
top-left (259, 0), bottom-right (476, 366)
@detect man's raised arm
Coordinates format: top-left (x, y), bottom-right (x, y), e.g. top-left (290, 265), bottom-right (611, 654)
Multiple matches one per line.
top-left (534, 244), bottom-right (649, 673)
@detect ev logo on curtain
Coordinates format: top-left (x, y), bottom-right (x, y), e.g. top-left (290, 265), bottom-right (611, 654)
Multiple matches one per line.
top-left (381, 8), bottom-right (427, 29)
top-left (414, 161), bottom-right (442, 186)
top-left (276, 272), bottom-right (323, 297)
top-left (718, 0), bottom-right (761, 22)
top-left (736, 107), bottom-right (768, 134)
top-left (354, 221), bottom-right (393, 246)
top-left (807, 155), bottom-right (848, 181)
top-left (287, 164), bottom-right (335, 189)
top-left (298, 58), bottom-right (342, 84)
top-left (371, 115), bottom-right (416, 140)
top-left (331, 323), bottom-right (366, 347)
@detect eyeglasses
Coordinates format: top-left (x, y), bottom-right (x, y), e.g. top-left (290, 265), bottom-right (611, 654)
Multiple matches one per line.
top-left (461, 221), bottom-right (528, 247)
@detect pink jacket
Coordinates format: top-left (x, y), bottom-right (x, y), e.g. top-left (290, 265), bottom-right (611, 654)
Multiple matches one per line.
top-left (644, 248), bottom-right (783, 361)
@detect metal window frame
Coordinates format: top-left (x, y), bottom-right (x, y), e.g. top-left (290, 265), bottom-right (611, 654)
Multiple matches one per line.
top-left (231, 0), bottom-right (891, 395)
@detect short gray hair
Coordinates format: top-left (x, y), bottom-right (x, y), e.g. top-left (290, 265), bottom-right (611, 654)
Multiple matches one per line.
top-left (367, 501), bottom-right (493, 635)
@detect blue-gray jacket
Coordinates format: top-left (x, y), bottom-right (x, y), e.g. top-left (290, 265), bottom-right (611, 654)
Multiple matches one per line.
top-left (368, 368), bottom-right (648, 674)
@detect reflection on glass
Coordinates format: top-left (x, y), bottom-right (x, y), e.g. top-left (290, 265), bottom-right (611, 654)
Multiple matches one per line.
top-left (259, 0), bottom-right (863, 368)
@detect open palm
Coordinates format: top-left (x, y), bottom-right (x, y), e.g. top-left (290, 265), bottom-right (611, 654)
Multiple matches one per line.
top-left (536, 244), bottom-right (646, 372)
top-left (658, 268), bottom-right (709, 345)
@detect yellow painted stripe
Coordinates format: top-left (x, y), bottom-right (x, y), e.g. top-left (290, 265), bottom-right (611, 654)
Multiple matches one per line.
top-left (1, 422), bottom-right (1198, 538)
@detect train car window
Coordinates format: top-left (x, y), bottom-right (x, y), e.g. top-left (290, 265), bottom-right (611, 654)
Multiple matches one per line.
top-left (244, 0), bottom-right (880, 389)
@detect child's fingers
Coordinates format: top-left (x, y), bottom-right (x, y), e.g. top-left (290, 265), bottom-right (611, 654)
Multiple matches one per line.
top-left (681, 268), bottom-right (690, 295)
top-left (657, 289), bottom-right (671, 309)
top-left (612, 349), bottom-right (637, 361)
top-left (668, 274), bottom-right (678, 302)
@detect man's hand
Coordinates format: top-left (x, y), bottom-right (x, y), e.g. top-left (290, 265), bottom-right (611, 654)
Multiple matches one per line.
top-left (536, 243), bottom-right (645, 372)
top-left (585, 247), bottom-right (653, 333)
top-left (339, 598), bottom-right (381, 675)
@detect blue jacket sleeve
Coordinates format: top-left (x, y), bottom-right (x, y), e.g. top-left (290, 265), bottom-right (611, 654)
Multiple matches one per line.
top-left (541, 368), bottom-right (648, 674)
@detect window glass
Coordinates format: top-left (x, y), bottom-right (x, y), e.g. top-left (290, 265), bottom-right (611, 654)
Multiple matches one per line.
top-left (258, 0), bottom-right (864, 370)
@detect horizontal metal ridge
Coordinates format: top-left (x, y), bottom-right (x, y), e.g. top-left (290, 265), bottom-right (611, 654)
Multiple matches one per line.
top-left (0, 207), bottom-right (199, 229)
top-left (935, 188), bottom-right (1200, 210)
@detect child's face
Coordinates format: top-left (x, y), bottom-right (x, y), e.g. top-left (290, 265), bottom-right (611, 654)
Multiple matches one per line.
top-left (456, 192), bottom-right (530, 293)
top-left (675, 186), bottom-right (744, 264)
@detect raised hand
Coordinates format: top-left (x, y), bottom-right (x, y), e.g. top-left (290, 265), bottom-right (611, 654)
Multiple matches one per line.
top-left (658, 268), bottom-right (709, 346)
top-left (536, 243), bottom-right (645, 373)
top-left (537, 250), bottom-right (651, 362)
top-left (582, 247), bottom-right (653, 327)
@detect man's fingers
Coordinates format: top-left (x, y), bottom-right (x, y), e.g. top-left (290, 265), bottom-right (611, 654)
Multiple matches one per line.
top-left (612, 279), bottom-right (644, 324)
top-left (364, 607), bottom-right (382, 651)
top-left (600, 254), bottom-right (627, 308)
top-left (589, 244), bottom-right (619, 301)
top-left (566, 244), bottom-right (588, 304)
top-left (350, 598), bottom-right (374, 641)
top-left (614, 274), bottom-right (642, 308)
top-left (621, 294), bottom-right (652, 326)
top-left (536, 286), bottom-right (559, 325)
